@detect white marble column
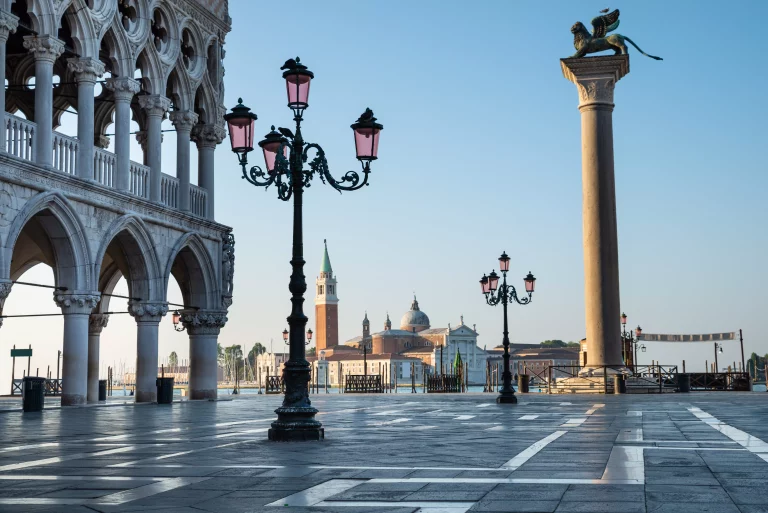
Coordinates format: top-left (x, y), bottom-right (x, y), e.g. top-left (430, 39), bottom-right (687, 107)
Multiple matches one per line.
top-left (68, 58), bottom-right (105, 181)
top-left (104, 77), bottom-right (140, 191)
top-left (182, 311), bottom-right (227, 400)
top-left (54, 293), bottom-right (100, 406)
top-left (169, 111), bottom-right (198, 212)
top-left (561, 55), bottom-right (629, 371)
top-left (129, 302), bottom-right (168, 403)
top-left (191, 124), bottom-right (226, 220)
top-left (137, 95), bottom-right (171, 203)
top-left (0, 12), bottom-right (18, 151)
top-left (87, 314), bottom-right (108, 403)
top-left (23, 35), bottom-right (64, 167)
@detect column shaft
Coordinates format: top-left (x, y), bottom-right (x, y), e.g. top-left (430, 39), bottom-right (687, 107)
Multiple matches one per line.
top-left (77, 80), bottom-right (95, 179)
top-left (136, 321), bottom-right (159, 402)
top-left (189, 332), bottom-right (219, 400)
top-left (87, 331), bottom-right (100, 402)
top-left (105, 78), bottom-right (140, 192)
top-left (23, 36), bottom-right (64, 167)
top-left (0, 12), bottom-right (18, 150)
top-left (138, 96), bottom-right (171, 203)
top-left (170, 111), bottom-right (198, 213)
top-left (199, 146), bottom-right (214, 217)
top-left (62, 313), bottom-right (89, 406)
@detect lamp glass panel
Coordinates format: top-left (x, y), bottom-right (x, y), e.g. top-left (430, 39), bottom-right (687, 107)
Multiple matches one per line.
top-left (286, 74), bottom-right (311, 107)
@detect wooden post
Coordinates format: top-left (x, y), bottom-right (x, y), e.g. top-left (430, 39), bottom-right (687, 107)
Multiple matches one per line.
top-left (658, 364), bottom-right (662, 393)
top-left (548, 365), bottom-right (552, 394)
top-left (56, 350), bottom-right (61, 381)
top-left (27, 344), bottom-right (31, 377)
top-left (682, 360), bottom-right (686, 373)
top-left (10, 344), bottom-right (15, 395)
top-left (603, 365), bottom-right (608, 394)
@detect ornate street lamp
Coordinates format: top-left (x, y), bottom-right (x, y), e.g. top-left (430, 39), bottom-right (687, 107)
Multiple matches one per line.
top-left (172, 310), bottom-right (185, 332)
top-left (479, 252), bottom-right (535, 404)
top-left (226, 57), bottom-right (383, 441)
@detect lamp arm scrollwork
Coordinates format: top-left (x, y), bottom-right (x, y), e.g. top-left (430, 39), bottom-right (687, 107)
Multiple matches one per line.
top-left (303, 143), bottom-right (370, 193)
top-left (274, 142), bottom-right (293, 202)
top-left (507, 285), bottom-right (532, 306)
top-left (240, 162), bottom-right (276, 188)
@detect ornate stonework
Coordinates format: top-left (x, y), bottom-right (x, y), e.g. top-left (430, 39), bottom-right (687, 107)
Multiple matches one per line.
top-left (560, 55), bottom-right (629, 110)
top-left (22, 36), bottom-right (65, 64)
top-left (0, 280), bottom-right (11, 299)
top-left (67, 58), bottom-right (106, 84)
top-left (54, 293), bottom-right (101, 313)
top-left (221, 233), bottom-right (234, 307)
top-left (128, 301), bottom-right (169, 322)
top-left (181, 310), bottom-right (227, 335)
top-left (169, 111), bottom-right (199, 131)
top-left (88, 313), bottom-right (110, 334)
top-left (138, 95), bottom-right (172, 117)
top-left (103, 77), bottom-right (141, 101)
top-left (0, 11), bottom-right (19, 41)
top-left (191, 123), bottom-right (227, 148)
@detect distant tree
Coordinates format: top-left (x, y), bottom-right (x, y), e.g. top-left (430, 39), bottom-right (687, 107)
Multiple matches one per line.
top-left (217, 343), bottom-right (224, 367)
top-left (168, 351), bottom-right (178, 367)
top-left (540, 340), bottom-right (567, 348)
top-left (223, 345), bottom-right (243, 381)
top-left (566, 342), bottom-right (580, 348)
top-left (247, 342), bottom-right (266, 368)
top-left (307, 347), bottom-right (316, 357)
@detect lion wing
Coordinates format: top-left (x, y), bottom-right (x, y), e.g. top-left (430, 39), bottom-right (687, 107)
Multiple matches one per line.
top-left (591, 9), bottom-right (620, 38)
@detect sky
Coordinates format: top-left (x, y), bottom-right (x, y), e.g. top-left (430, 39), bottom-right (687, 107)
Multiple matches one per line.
top-left (1, 0), bottom-right (767, 383)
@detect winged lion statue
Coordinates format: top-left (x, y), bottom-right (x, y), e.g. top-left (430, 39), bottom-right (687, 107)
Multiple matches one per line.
top-left (570, 9), bottom-right (662, 61)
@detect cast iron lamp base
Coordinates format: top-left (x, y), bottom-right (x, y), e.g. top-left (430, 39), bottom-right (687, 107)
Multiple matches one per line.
top-left (496, 392), bottom-right (518, 404)
top-left (268, 406), bottom-right (325, 441)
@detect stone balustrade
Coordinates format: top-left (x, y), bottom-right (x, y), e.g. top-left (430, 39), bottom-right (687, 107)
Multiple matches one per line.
top-left (3, 112), bottom-right (208, 218)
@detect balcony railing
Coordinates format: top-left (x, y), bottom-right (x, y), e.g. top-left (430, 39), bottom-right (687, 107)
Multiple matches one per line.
top-left (3, 113), bottom-right (208, 218)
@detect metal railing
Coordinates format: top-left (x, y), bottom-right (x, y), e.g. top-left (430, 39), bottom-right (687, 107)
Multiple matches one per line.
top-left (5, 114), bottom-right (35, 161)
top-left (160, 173), bottom-right (179, 208)
top-left (93, 147), bottom-right (115, 187)
top-left (265, 376), bottom-right (284, 394)
top-left (426, 374), bottom-right (461, 393)
top-left (689, 372), bottom-right (751, 391)
top-left (11, 378), bottom-right (61, 396)
top-left (343, 374), bottom-right (383, 393)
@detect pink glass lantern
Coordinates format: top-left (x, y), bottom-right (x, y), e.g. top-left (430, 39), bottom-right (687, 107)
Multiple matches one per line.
top-left (524, 272), bottom-right (536, 293)
top-left (224, 98), bottom-right (257, 154)
top-left (621, 312), bottom-right (627, 326)
top-left (258, 126), bottom-right (289, 174)
top-left (635, 326), bottom-right (642, 339)
top-left (282, 57), bottom-right (314, 110)
top-left (282, 329), bottom-right (289, 342)
top-left (480, 274), bottom-right (490, 294)
top-left (499, 252), bottom-right (511, 272)
top-left (172, 310), bottom-right (181, 326)
top-left (488, 271), bottom-right (499, 292)
top-left (351, 108), bottom-right (383, 161)
top-left (306, 329), bottom-right (313, 342)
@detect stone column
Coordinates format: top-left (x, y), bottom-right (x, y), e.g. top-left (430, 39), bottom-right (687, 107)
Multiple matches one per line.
top-left (54, 293), bottom-right (100, 406)
top-left (191, 124), bottom-right (226, 220)
top-left (68, 58), bottom-right (105, 181)
top-left (87, 313), bottom-right (108, 403)
top-left (104, 77), bottom-right (140, 191)
top-left (129, 302), bottom-right (168, 403)
top-left (561, 55), bottom-right (629, 370)
top-left (0, 11), bottom-right (18, 151)
top-left (23, 36), bottom-right (64, 167)
top-left (181, 311), bottom-right (227, 400)
top-left (138, 95), bottom-right (171, 203)
top-left (169, 111), bottom-right (198, 212)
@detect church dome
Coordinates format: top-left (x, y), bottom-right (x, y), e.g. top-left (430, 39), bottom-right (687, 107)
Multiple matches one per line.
top-left (400, 296), bottom-right (430, 332)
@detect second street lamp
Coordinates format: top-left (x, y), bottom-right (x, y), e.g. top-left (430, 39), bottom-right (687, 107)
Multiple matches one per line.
top-left (226, 57), bottom-right (383, 441)
top-left (480, 252), bottom-right (536, 404)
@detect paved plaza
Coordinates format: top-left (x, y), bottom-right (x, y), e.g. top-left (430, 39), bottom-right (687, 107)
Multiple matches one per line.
top-left (0, 393), bottom-right (767, 512)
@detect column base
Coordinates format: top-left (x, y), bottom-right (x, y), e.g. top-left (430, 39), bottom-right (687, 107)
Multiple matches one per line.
top-left (496, 392), bottom-right (517, 404)
top-left (62, 394), bottom-right (86, 406)
top-left (268, 406), bottom-right (324, 441)
top-left (189, 389), bottom-right (217, 400)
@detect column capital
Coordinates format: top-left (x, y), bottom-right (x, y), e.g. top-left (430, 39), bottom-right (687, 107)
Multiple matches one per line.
top-left (54, 292), bottom-right (101, 314)
top-left (0, 11), bottom-right (19, 42)
top-left (0, 279), bottom-right (12, 300)
top-left (128, 301), bottom-right (168, 323)
top-left (181, 310), bottom-right (227, 336)
top-left (138, 94), bottom-right (171, 118)
top-left (88, 313), bottom-right (109, 335)
top-left (561, 55), bottom-right (629, 110)
top-left (95, 135), bottom-right (110, 149)
top-left (169, 111), bottom-right (199, 132)
top-left (104, 77), bottom-right (140, 102)
top-left (23, 35), bottom-right (65, 64)
top-left (191, 123), bottom-right (227, 149)
top-left (68, 57), bottom-right (105, 84)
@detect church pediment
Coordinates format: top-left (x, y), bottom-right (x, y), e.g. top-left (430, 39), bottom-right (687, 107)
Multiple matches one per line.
top-left (449, 326), bottom-right (477, 336)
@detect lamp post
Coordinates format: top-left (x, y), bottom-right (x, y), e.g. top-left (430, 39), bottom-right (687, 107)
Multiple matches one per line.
top-left (226, 57), bottom-right (383, 441)
top-left (633, 325), bottom-right (644, 371)
top-left (479, 252), bottom-right (536, 404)
top-left (714, 342), bottom-right (723, 372)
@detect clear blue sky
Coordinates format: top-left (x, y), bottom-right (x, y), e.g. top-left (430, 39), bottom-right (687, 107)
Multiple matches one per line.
top-left (2, 1), bottom-right (766, 381)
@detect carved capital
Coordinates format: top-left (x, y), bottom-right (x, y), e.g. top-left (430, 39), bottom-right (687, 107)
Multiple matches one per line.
top-left (54, 293), bottom-right (101, 314)
top-left (128, 301), bottom-right (168, 322)
top-left (169, 111), bottom-right (199, 132)
top-left (138, 95), bottom-right (171, 117)
top-left (181, 310), bottom-right (227, 335)
top-left (0, 11), bottom-right (19, 42)
top-left (95, 135), bottom-right (110, 149)
top-left (560, 55), bottom-right (629, 110)
top-left (104, 77), bottom-right (141, 102)
top-left (67, 58), bottom-right (105, 84)
top-left (88, 313), bottom-right (109, 334)
top-left (0, 280), bottom-right (12, 300)
top-left (23, 35), bottom-right (65, 64)
top-left (191, 123), bottom-right (227, 148)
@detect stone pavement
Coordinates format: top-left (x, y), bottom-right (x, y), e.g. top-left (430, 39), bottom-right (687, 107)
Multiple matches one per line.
top-left (0, 392), bottom-right (767, 512)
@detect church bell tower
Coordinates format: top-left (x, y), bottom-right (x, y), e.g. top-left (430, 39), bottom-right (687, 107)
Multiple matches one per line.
top-left (315, 240), bottom-right (339, 351)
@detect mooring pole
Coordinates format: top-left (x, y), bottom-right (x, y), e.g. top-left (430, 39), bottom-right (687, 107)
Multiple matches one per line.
top-left (739, 329), bottom-right (745, 374)
top-left (10, 344), bottom-right (15, 395)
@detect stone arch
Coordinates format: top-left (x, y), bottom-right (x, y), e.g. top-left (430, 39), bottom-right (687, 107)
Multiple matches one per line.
top-left (94, 215), bottom-right (162, 309)
top-left (166, 64), bottom-right (193, 111)
top-left (164, 232), bottom-right (217, 310)
top-left (61, 1), bottom-right (99, 59)
top-left (193, 78), bottom-right (217, 125)
top-left (177, 19), bottom-right (204, 82)
top-left (2, 191), bottom-right (92, 291)
top-left (25, 0), bottom-right (59, 36)
top-left (99, 23), bottom-right (134, 78)
top-left (135, 46), bottom-right (165, 95)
